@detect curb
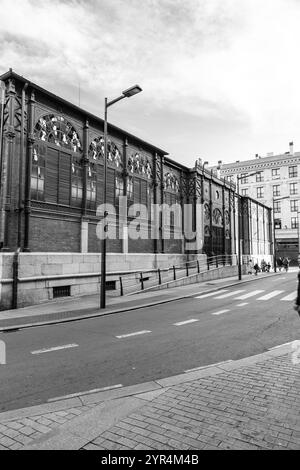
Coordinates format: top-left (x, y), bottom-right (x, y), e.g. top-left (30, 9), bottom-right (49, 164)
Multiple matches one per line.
top-left (0, 272), bottom-right (279, 332)
top-left (0, 339), bottom-right (292, 425)
top-left (20, 342), bottom-right (294, 450)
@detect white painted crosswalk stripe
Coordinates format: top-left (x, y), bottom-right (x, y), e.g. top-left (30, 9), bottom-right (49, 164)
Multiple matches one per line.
top-left (195, 290), bottom-right (228, 299)
top-left (280, 292), bottom-right (296, 301)
top-left (174, 319), bottom-right (199, 326)
top-left (236, 303), bottom-right (249, 307)
top-left (215, 290), bottom-right (245, 299)
top-left (211, 309), bottom-right (230, 316)
top-left (235, 290), bottom-right (265, 300)
top-left (257, 290), bottom-right (284, 301)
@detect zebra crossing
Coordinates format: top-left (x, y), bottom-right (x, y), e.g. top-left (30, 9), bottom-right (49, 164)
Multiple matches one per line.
top-left (195, 289), bottom-right (296, 303)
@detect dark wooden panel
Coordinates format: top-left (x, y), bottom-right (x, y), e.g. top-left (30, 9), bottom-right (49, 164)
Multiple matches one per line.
top-left (58, 152), bottom-right (71, 206)
top-left (45, 147), bottom-right (59, 203)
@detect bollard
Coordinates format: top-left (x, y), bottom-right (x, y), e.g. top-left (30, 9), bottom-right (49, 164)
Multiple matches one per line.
top-left (173, 265), bottom-right (176, 281)
top-left (197, 260), bottom-right (200, 274)
top-left (119, 276), bottom-right (124, 296)
top-left (140, 273), bottom-right (144, 291)
top-left (186, 263), bottom-right (189, 277)
top-left (158, 268), bottom-right (162, 285)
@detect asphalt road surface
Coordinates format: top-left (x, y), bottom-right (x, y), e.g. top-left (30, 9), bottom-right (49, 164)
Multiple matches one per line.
top-left (1, 272), bottom-right (299, 412)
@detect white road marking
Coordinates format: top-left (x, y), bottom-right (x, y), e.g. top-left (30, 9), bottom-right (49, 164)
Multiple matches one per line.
top-left (211, 309), bottom-right (230, 316)
top-left (235, 290), bottom-right (265, 300)
top-left (273, 277), bottom-right (286, 281)
top-left (31, 344), bottom-right (78, 355)
top-left (174, 319), bottom-right (199, 326)
top-left (236, 303), bottom-right (249, 307)
top-left (48, 384), bottom-right (123, 402)
top-left (185, 360), bottom-right (233, 373)
top-left (116, 330), bottom-right (151, 339)
top-left (280, 292), bottom-right (297, 301)
top-left (195, 290), bottom-right (228, 299)
top-left (257, 290), bottom-right (284, 301)
top-left (215, 290), bottom-right (245, 299)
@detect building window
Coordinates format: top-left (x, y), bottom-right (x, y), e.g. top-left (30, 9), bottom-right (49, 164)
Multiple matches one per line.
top-left (290, 200), bottom-right (298, 212)
top-left (272, 168), bottom-right (280, 178)
top-left (34, 114), bottom-right (82, 153)
top-left (31, 145), bottom-right (45, 201)
top-left (273, 185), bottom-right (280, 197)
top-left (274, 218), bottom-right (281, 230)
top-left (257, 187), bottom-right (264, 198)
top-left (71, 161), bottom-right (83, 207)
top-left (240, 173), bottom-right (248, 184)
top-left (87, 166), bottom-right (96, 208)
top-left (256, 172), bottom-right (263, 182)
top-left (290, 182), bottom-right (298, 195)
top-left (273, 201), bottom-right (281, 213)
top-left (289, 166), bottom-right (297, 178)
top-left (115, 175), bottom-right (124, 198)
top-left (241, 188), bottom-right (248, 196)
top-left (127, 176), bottom-right (133, 199)
top-left (291, 217), bottom-right (298, 229)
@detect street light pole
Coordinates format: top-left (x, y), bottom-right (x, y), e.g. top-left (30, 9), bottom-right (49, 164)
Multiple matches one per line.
top-left (100, 85), bottom-right (142, 309)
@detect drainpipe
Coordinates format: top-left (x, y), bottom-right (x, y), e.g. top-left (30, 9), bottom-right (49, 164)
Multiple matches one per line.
top-left (18, 83), bottom-right (28, 249)
top-left (12, 247), bottom-right (21, 309)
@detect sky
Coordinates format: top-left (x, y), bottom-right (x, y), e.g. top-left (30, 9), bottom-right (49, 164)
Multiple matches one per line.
top-left (1, 0), bottom-right (300, 168)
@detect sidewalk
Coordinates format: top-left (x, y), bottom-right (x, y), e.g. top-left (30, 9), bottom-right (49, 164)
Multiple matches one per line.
top-left (0, 343), bottom-right (299, 450)
top-left (0, 270), bottom-right (279, 331)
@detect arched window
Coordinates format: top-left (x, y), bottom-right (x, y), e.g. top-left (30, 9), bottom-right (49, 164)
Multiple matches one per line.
top-left (34, 114), bottom-right (82, 153)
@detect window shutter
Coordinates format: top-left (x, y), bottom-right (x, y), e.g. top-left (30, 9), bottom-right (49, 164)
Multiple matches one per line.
top-left (45, 148), bottom-right (59, 203)
top-left (141, 180), bottom-right (147, 205)
top-left (107, 168), bottom-right (115, 205)
top-left (96, 164), bottom-right (104, 206)
top-left (58, 152), bottom-right (71, 206)
top-left (134, 178), bottom-right (140, 203)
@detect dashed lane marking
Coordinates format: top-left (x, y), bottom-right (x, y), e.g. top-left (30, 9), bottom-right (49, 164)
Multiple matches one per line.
top-left (236, 302), bottom-right (249, 307)
top-left (211, 309), bottom-right (230, 316)
top-left (195, 290), bottom-right (228, 299)
top-left (31, 344), bottom-right (79, 355)
top-left (214, 290), bottom-right (245, 299)
top-left (174, 319), bottom-right (199, 326)
top-left (257, 290), bottom-right (284, 301)
top-left (235, 290), bottom-right (265, 300)
top-left (116, 330), bottom-right (151, 339)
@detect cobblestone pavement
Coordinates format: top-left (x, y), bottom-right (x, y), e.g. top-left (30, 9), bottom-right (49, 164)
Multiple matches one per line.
top-left (1, 351), bottom-right (299, 450)
top-left (82, 355), bottom-right (300, 451)
top-left (0, 404), bottom-right (97, 450)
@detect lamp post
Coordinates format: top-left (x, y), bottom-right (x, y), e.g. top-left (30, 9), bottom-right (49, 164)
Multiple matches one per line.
top-left (100, 84), bottom-right (142, 309)
top-left (236, 171), bottom-right (261, 280)
top-left (272, 195), bottom-right (290, 273)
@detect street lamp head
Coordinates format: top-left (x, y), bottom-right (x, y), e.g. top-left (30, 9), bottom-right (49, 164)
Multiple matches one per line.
top-left (122, 85), bottom-right (142, 98)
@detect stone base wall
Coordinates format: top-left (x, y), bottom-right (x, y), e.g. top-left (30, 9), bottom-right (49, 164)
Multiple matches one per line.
top-left (0, 252), bottom-right (207, 310)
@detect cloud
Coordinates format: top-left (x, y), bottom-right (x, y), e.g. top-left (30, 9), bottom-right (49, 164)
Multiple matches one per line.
top-left (0, 0), bottom-right (300, 164)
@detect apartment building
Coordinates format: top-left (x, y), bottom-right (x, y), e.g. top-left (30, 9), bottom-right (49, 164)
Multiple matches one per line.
top-left (217, 142), bottom-right (300, 264)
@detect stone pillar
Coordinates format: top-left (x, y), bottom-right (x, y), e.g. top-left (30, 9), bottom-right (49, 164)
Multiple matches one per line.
top-left (24, 90), bottom-right (36, 252)
top-left (160, 156), bottom-right (165, 254)
top-left (121, 138), bottom-right (129, 254)
top-left (81, 220), bottom-right (88, 253)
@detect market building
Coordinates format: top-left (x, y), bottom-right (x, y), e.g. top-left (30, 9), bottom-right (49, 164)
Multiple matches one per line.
top-left (0, 69), bottom-right (272, 309)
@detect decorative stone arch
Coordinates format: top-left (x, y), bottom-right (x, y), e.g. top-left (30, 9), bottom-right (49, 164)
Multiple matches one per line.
top-left (34, 114), bottom-right (82, 153)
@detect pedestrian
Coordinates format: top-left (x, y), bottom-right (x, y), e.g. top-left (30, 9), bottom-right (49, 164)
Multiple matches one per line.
top-left (277, 257), bottom-right (283, 272)
top-left (261, 259), bottom-right (266, 272)
top-left (253, 262), bottom-right (260, 275)
top-left (294, 254), bottom-right (300, 317)
top-left (266, 262), bottom-right (271, 272)
top-left (248, 259), bottom-right (254, 275)
top-left (283, 257), bottom-right (290, 272)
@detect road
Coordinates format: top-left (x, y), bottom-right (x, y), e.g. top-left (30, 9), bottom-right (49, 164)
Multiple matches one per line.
top-left (0, 272), bottom-right (299, 412)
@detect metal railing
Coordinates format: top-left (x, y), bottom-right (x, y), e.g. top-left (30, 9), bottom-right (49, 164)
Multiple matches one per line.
top-left (106, 254), bottom-right (237, 297)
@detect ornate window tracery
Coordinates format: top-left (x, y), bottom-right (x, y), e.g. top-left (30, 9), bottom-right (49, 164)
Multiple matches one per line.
top-left (127, 152), bottom-right (153, 179)
top-left (89, 136), bottom-right (123, 169)
top-left (204, 203), bottom-right (210, 219)
top-left (212, 208), bottom-right (223, 225)
top-left (34, 114), bottom-right (82, 152)
top-left (204, 226), bottom-right (211, 237)
top-left (164, 170), bottom-right (180, 192)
